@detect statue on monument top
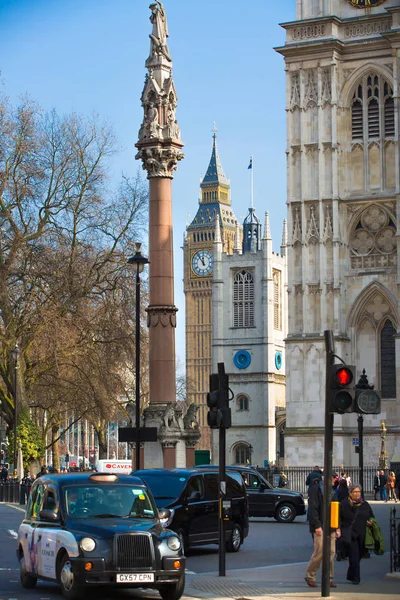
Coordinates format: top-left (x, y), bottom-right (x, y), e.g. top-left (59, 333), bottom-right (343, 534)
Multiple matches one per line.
top-left (149, 1), bottom-right (172, 62)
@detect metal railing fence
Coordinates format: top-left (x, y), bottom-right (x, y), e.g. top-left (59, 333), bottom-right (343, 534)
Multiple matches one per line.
top-left (0, 482), bottom-right (30, 504)
top-left (256, 466), bottom-right (378, 497)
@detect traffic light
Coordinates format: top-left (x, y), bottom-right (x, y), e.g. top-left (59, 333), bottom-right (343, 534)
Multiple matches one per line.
top-left (207, 372), bottom-right (232, 429)
top-left (328, 364), bottom-right (355, 414)
top-left (355, 388), bottom-right (381, 414)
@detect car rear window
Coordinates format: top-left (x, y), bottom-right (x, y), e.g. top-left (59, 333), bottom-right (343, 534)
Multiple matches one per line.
top-left (138, 473), bottom-right (188, 507)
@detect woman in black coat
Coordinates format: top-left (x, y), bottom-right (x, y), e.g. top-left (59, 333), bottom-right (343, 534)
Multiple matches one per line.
top-left (339, 484), bottom-right (374, 585)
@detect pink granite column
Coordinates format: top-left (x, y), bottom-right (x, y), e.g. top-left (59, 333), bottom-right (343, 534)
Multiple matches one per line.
top-left (147, 176), bottom-right (177, 403)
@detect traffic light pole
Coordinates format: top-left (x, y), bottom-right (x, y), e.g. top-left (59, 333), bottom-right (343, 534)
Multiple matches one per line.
top-left (218, 362), bottom-right (226, 577)
top-left (322, 330), bottom-right (335, 598)
top-left (358, 414), bottom-right (364, 496)
top-left (219, 425), bottom-right (226, 577)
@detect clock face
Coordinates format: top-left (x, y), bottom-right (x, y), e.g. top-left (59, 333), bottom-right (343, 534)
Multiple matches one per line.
top-left (192, 249), bottom-right (214, 277)
top-left (346, 0), bottom-right (387, 8)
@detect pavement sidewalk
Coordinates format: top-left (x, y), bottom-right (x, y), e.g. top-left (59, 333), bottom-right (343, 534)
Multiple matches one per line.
top-left (182, 553), bottom-right (400, 600)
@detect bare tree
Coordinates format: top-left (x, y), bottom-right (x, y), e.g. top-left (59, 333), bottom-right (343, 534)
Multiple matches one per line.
top-left (0, 87), bottom-right (148, 463)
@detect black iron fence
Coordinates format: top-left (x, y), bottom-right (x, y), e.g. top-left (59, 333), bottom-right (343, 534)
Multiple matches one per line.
top-left (257, 466), bottom-right (378, 497)
top-left (390, 506), bottom-right (400, 572)
top-left (0, 482), bottom-right (31, 504)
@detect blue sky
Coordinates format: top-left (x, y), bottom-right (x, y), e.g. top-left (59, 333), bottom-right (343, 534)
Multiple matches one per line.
top-left (0, 0), bottom-right (296, 369)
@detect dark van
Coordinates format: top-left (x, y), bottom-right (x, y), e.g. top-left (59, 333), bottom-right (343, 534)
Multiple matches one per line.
top-left (134, 468), bottom-right (249, 553)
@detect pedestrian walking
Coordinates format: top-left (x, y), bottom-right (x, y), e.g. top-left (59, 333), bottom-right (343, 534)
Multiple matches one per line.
top-left (306, 466), bottom-right (323, 488)
top-left (373, 470), bottom-right (380, 501)
top-left (304, 477), bottom-right (339, 588)
top-left (386, 472), bottom-right (397, 502)
top-left (378, 470), bottom-right (387, 501)
top-left (338, 484), bottom-right (374, 585)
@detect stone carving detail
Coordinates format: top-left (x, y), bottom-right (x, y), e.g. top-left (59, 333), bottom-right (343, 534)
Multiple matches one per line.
top-left (304, 70), bottom-right (318, 108)
top-left (137, 2), bottom-right (184, 178)
top-left (292, 206), bottom-right (302, 245)
top-left (136, 146), bottom-right (184, 178)
top-left (292, 24), bottom-right (326, 41)
top-left (305, 205), bottom-right (319, 244)
top-left (365, 294), bottom-right (390, 322)
top-left (323, 206), bottom-right (333, 242)
top-left (294, 284), bottom-right (304, 296)
top-left (349, 204), bottom-right (397, 270)
top-left (321, 69), bottom-right (331, 106)
top-left (166, 98), bottom-right (180, 139)
top-left (308, 284), bottom-right (321, 295)
top-left (290, 72), bottom-right (301, 110)
top-left (344, 20), bottom-right (390, 40)
top-left (183, 403), bottom-right (199, 430)
top-left (162, 403), bottom-right (179, 428)
top-left (146, 304), bottom-right (179, 327)
top-left (325, 282), bottom-right (334, 294)
top-left (148, 1), bottom-right (172, 62)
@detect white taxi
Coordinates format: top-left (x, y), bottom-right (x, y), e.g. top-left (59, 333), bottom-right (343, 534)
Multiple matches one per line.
top-left (17, 472), bottom-right (185, 600)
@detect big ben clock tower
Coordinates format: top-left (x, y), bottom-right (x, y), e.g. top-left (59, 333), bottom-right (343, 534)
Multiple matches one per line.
top-left (183, 131), bottom-right (239, 450)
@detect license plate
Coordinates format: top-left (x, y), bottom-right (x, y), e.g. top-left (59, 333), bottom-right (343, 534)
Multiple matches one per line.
top-left (116, 573), bottom-right (155, 583)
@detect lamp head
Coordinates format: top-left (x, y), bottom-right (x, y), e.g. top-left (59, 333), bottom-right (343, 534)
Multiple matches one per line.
top-left (127, 243), bottom-right (149, 273)
top-left (11, 344), bottom-right (19, 362)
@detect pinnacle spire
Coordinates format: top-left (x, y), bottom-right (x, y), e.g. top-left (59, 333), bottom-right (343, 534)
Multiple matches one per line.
top-left (282, 219), bottom-right (288, 246)
top-left (263, 211), bottom-right (271, 240)
top-left (202, 129), bottom-right (228, 185)
top-left (234, 221), bottom-right (241, 252)
top-left (214, 214), bottom-right (222, 244)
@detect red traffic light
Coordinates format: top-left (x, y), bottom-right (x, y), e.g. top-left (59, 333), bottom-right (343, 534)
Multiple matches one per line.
top-left (335, 367), bottom-right (353, 386)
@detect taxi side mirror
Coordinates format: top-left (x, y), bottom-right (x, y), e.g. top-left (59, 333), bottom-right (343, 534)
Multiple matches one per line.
top-left (259, 483), bottom-right (266, 491)
top-left (158, 508), bottom-right (171, 520)
top-left (39, 509), bottom-right (59, 522)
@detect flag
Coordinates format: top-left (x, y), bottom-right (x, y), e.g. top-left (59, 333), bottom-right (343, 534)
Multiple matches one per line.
top-left (248, 157), bottom-right (253, 170)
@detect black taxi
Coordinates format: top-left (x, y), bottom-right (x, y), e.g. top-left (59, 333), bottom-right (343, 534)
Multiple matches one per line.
top-left (17, 472), bottom-right (185, 600)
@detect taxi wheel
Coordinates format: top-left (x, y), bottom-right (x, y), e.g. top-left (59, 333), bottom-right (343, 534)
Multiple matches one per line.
top-left (19, 554), bottom-right (37, 588)
top-left (159, 574), bottom-right (185, 600)
top-left (226, 523), bottom-right (242, 552)
top-left (59, 554), bottom-right (84, 600)
top-left (275, 503), bottom-right (296, 523)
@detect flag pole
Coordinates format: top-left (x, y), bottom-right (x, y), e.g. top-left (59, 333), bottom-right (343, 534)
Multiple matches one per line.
top-left (251, 158), bottom-right (254, 209)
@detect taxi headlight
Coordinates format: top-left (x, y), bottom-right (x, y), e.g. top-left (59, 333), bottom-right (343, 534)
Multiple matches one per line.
top-left (81, 537), bottom-right (96, 552)
top-left (167, 535), bottom-right (181, 551)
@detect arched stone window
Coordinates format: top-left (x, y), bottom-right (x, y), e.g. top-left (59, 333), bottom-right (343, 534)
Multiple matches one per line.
top-left (236, 395), bottom-right (249, 411)
top-left (234, 443), bottom-right (251, 465)
top-left (380, 319), bottom-right (396, 398)
top-left (233, 270), bottom-right (254, 328)
top-left (351, 75), bottom-right (394, 141)
top-left (349, 204), bottom-right (396, 271)
top-left (349, 73), bottom-right (395, 191)
top-left (348, 283), bottom-right (397, 399)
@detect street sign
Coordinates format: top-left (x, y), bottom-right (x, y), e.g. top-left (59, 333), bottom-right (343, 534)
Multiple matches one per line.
top-left (118, 427), bottom-right (158, 443)
top-left (352, 437), bottom-right (359, 446)
top-left (357, 389), bottom-right (381, 414)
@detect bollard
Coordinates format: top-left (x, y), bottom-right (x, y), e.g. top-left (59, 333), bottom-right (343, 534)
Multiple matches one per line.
top-left (20, 483), bottom-right (26, 505)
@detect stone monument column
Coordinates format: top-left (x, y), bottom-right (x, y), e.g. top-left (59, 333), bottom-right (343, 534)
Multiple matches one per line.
top-left (135, 2), bottom-right (199, 466)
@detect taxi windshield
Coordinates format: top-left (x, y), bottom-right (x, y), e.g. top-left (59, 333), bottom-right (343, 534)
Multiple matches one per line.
top-left (64, 485), bottom-right (156, 519)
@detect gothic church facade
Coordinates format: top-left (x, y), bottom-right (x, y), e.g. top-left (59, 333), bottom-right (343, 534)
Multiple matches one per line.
top-left (277, 0), bottom-right (400, 466)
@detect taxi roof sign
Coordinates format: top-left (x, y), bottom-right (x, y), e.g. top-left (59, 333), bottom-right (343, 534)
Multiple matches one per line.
top-left (89, 473), bottom-right (118, 482)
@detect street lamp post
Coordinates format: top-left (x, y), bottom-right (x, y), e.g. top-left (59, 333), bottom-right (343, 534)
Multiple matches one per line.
top-left (12, 344), bottom-right (19, 471)
top-left (128, 243), bottom-right (149, 471)
top-left (379, 420), bottom-right (389, 470)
